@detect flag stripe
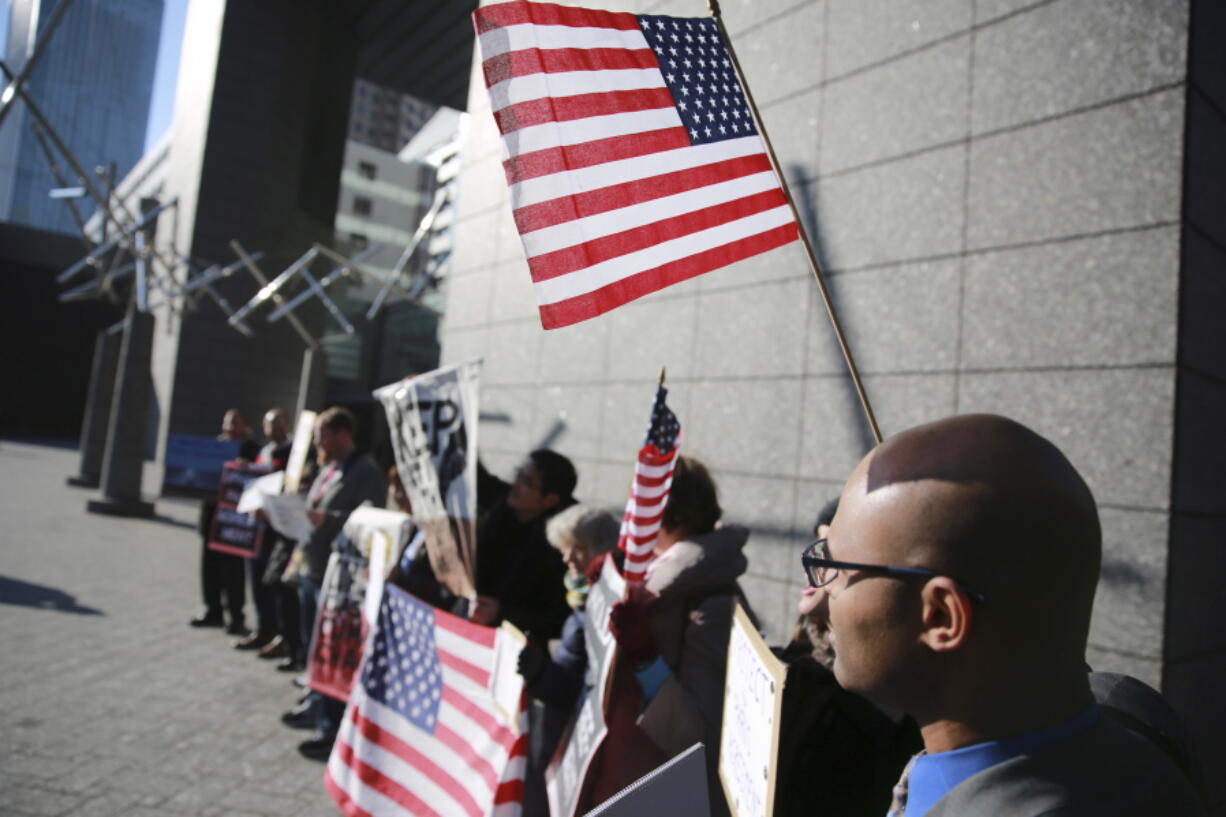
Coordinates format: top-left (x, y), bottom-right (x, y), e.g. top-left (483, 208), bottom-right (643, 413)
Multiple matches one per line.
top-left (488, 65), bottom-right (661, 112)
top-left (538, 222), bottom-right (795, 329)
top-left (484, 46), bottom-right (660, 86)
top-left (504, 125), bottom-right (690, 186)
top-left (525, 182), bottom-right (785, 280)
top-left (494, 87), bottom-right (675, 134)
top-left (509, 134), bottom-right (765, 210)
top-left (503, 106), bottom-right (682, 162)
top-left (475, 2), bottom-right (639, 35)
top-left (514, 151), bottom-right (773, 234)
top-left (325, 766), bottom-right (398, 817)
top-left (534, 205), bottom-right (795, 305)
top-left (441, 686), bottom-right (522, 756)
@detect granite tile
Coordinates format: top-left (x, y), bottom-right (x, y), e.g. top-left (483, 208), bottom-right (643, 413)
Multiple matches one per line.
top-left (734, 2), bottom-right (824, 106)
top-left (1087, 507), bottom-right (1167, 665)
top-left (687, 377), bottom-right (804, 476)
top-left (826, 0), bottom-right (972, 78)
top-left (603, 288), bottom-right (698, 382)
top-left (481, 319), bottom-right (542, 385)
top-left (693, 277), bottom-right (811, 378)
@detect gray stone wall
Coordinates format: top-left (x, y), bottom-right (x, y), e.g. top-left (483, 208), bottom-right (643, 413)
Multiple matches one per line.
top-left (443, 0), bottom-right (1215, 791)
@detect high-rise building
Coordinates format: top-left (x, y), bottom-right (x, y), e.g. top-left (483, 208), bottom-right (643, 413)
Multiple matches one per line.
top-left (346, 77), bottom-right (437, 154)
top-left (0, 0), bottom-right (163, 235)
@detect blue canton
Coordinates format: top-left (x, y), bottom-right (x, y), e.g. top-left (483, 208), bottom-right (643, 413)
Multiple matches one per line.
top-left (645, 385), bottom-right (680, 452)
top-left (362, 587), bottom-right (444, 734)
top-left (637, 14), bottom-right (758, 145)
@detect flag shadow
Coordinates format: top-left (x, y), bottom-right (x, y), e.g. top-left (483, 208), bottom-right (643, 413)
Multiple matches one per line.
top-left (0, 575), bottom-right (105, 615)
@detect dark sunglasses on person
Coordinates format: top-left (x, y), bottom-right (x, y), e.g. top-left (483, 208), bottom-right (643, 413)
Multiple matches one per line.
top-left (800, 538), bottom-right (987, 603)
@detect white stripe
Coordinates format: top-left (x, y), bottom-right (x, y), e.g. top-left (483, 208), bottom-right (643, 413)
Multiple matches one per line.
top-left (436, 627), bottom-right (495, 675)
top-left (478, 21), bottom-right (650, 62)
top-left (441, 663), bottom-right (495, 705)
top-left (533, 205), bottom-right (795, 305)
top-left (631, 482), bottom-right (671, 501)
top-left (511, 135), bottom-right (765, 209)
top-left (436, 696), bottom-right (517, 771)
top-left (522, 170), bottom-right (780, 258)
top-left (635, 460), bottom-right (675, 479)
top-left (326, 760), bottom-right (415, 817)
top-left (488, 66), bottom-right (664, 113)
top-left (503, 106), bottom-right (682, 159)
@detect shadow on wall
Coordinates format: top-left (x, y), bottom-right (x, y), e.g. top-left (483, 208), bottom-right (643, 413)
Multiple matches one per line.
top-left (0, 575), bottom-right (105, 616)
top-left (790, 163), bottom-right (877, 455)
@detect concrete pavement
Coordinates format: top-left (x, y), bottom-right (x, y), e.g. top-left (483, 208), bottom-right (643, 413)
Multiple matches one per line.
top-left (0, 440), bottom-right (338, 817)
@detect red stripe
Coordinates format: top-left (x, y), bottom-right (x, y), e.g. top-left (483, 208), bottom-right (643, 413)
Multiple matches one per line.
top-left (324, 771), bottom-right (378, 817)
top-left (333, 732), bottom-right (452, 817)
top-left (348, 707), bottom-right (487, 817)
top-left (494, 87), bottom-right (674, 135)
top-left (441, 687), bottom-right (523, 753)
top-left (439, 650), bottom-right (491, 689)
top-left (484, 46), bottom-right (659, 86)
top-left (474, 2), bottom-right (639, 34)
top-left (529, 189), bottom-right (787, 282)
top-left (625, 551), bottom-right (655, 564)
top-left (505, 127), bottom-right (690, 186)
top-left (495, 775), bottom-right (527, 805)
top-left (436, 607), bottom-right (499, 649)
top-left (539, 223), bottom-right (798, 328)
top-left (514, 152), bottom-right (773, 234)
top-left (631, 511), bottom-right (664, 526)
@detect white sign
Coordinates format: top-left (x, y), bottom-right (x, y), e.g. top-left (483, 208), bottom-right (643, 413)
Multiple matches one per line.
top-left (283, 410), bottom-right (317, 495)
top-left (718, 603), bottom-right (786, 817)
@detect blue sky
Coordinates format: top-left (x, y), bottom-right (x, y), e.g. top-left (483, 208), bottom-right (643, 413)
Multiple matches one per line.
top-left (144, 0), bottom-right (188, 152)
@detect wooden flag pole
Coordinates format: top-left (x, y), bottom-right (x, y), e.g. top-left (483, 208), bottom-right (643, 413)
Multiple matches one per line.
top-left (707, 0), bottom-right (883, 445)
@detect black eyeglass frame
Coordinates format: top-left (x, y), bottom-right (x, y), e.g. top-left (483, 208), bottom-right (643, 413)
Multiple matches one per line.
top-left (800, 538), bottom-right (987, 603)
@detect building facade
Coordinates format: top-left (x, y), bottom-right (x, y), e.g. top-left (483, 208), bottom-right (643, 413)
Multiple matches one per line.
top-left (0, 0), bottom-right (163, 235)
top-left (441, 0), bottom-right (1226, 806)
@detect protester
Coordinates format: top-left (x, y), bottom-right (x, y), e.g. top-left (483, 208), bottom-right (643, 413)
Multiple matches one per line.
top-left (773, 497), bottom-right (921, 817)
top-left (469, 452), bottom-right (576, 640)
top-left (190, 408), bottom-right (260, 633)
top-left (235, 408), bottom-right (293, 652)
top-left (280, 406), bottom-right (386, 761)
top-left (806, 413), bottom-right (1204, 816)
top-left (608, 455), bottom-right (753, 817)
top-left (516, 504), bottom-right (621, 817)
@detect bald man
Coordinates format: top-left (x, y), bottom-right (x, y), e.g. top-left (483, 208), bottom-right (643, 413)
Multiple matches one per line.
top-left (803, 414), bottom-right (1202, 816)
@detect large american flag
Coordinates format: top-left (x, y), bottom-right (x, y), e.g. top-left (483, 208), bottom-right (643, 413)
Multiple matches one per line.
top-left (474, 1), bottom-right (799, 329)
top-left (325, 585), bottom-right (528, 817)
top-left (617, 385), bottom-right (682, 583)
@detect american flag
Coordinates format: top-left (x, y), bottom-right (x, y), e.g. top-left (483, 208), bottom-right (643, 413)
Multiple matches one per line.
top-left (474, 1), bottom-right (799, 329)
top-left (325, 585), bottom-right (528, 817)
top-left (617, 385), bottom-right (682, 583)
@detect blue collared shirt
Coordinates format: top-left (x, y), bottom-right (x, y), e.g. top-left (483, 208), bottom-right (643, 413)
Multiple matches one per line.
top-left (904, 702), bottom-right (1100, 817)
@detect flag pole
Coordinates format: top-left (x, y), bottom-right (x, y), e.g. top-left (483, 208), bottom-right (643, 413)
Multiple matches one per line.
top-left (707, 0), bottom-right (883, 445)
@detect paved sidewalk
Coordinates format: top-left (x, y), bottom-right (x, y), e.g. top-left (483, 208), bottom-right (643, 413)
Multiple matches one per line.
top-left (0, 440), bottom-right (337, 817)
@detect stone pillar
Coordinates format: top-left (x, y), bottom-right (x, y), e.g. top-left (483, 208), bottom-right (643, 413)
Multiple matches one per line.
top-left (87, 301), bottom-right (156, 518)
top-left (296, 345), bottom-right (327, 420)
top-left (67, 321), bottom-right (123, 488)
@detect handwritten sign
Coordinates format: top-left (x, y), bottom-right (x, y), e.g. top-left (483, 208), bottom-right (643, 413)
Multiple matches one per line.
top-left (718, 603), bottom-right (786, 817)
top-left (547, 556), bottom-right (626, 817)
top-left (283, 410), bottom-right (317, 494)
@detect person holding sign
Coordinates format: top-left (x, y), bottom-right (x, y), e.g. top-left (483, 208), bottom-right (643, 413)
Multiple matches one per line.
top-left (805, 415), bottom-right (1203, 817)
top-left (608, 456), bottom-right (754, 817)
top-left (469, 452), bottom-right (576, 641)
top-left (516, 504), bottom-right (621, 817)
top-left (190, 409), bottom-right (260, 633)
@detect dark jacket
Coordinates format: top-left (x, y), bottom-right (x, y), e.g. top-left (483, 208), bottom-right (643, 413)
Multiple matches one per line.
top-left (473, 471), bottom-right (572, 640)
top-left (301, 451), bottom-right (386, 581)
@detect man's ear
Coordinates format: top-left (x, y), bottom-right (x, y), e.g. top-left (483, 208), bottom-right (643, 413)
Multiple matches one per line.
top-left (918, 577), bottom-right (973, 653)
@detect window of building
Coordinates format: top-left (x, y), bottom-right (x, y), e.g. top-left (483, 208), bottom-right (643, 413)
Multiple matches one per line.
top-left (349, 232), bottom-right (369, 249)
top-left (358, 161), bottom-right (376, 180)
top-left (353, 196), bottom-right (373, 217)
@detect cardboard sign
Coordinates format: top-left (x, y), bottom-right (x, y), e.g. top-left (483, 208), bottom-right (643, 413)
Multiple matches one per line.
top-left (283, 410), bottom-right (317, 495)
top-left (375, 361), bottom-right (480, 600)
top-left (546, 557), bottom-right (626, 817)
top-left (207, 460), bottom-right (270, 558)
top-left (164, 434), bottom-right (240, 494)
top-left (307, 507), bottom-right (413, 702)
top-left (718, 603), bottom-right (787, 817)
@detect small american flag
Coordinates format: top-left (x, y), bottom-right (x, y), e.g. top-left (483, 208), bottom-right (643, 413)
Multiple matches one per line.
top-left (325, 585), bottom-right (528, 817)
top-left (474, 1), bottom-right (798, 329)
top-left (617, 385), bottom-right (682, 583)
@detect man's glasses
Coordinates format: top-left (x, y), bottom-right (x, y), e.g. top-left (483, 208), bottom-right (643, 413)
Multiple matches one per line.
top-left (800, 539), bottom-right (987, 603)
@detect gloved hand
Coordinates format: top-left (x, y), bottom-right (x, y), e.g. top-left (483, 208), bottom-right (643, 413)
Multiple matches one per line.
top-left (517, 642), bottom-right (548, 686)
top-left (609, 585), bottom-right (658, 663)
